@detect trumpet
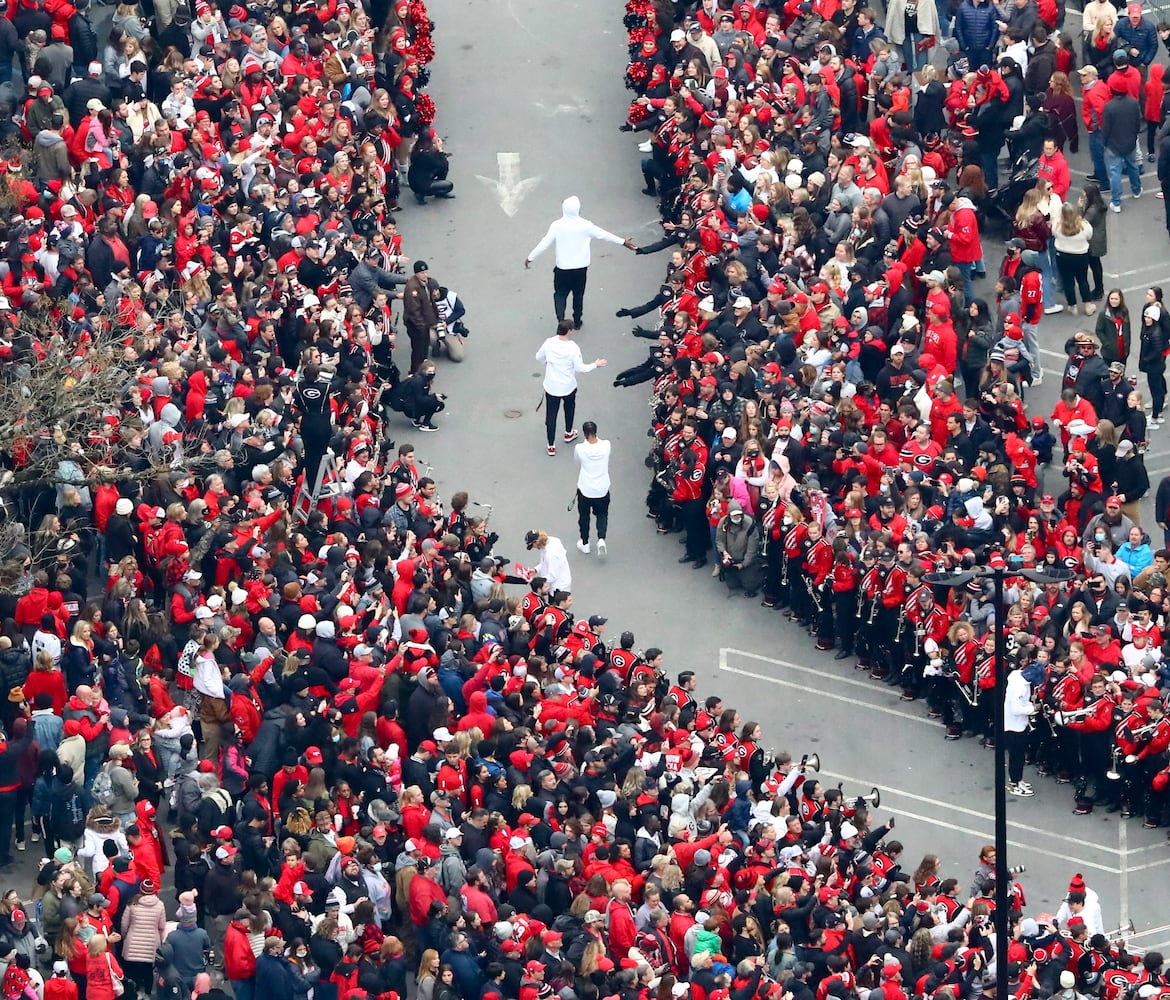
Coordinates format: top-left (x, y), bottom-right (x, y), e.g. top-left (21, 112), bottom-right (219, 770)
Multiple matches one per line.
top-left (810, 578), bottom-right (825, 615)
top-left (866, 597), bottom-right (879, 626)
top-left (836, 780), bottom-right (881, 809)
top-left (1053, 706), bottom-right (1094, 726)
top-left (1106, 920), bottom-right (1137, 944)
top-left (800, 753), bottom-right (821, 773)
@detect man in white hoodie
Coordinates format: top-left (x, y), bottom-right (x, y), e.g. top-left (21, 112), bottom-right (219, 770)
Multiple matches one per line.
top-left (525, 195), bottom-right (637, 328)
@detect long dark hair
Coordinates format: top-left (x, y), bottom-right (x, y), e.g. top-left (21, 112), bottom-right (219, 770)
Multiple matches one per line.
top-left (1082, 182), bottom-right (1107, 214)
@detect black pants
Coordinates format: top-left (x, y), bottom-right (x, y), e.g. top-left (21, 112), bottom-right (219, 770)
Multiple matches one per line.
top-left (577, 490), bottom-right (610, 542)
top-left (1055, 250), bottom-right (1092, 307)
top-left (553, 266), bottom-right (588, 323)
top-left (1088, 254), bottom-right (1104, 298)
top-left (0, 786), bottom-right (14, 864)
top-left (1163, 180), bottom-right (1170, 236)
top-left (544, 390), bottom-right (576, 446)
top-left (407, 323), bottom-right (430, 374)
top-left (1005, 729), bottom-right (1028, 783)
top-left (1146, 363), bottom-right (1167, 419)
top-left (680, 498), bottom-right (707, 561)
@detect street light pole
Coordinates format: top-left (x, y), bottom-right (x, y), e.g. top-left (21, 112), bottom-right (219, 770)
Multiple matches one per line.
top-left (991, 565), bottom-right (1010, 998)
top-left (925, 560), bottom-right (1071, 997)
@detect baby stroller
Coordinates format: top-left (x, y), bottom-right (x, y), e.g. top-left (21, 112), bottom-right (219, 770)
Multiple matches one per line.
top-left (982, 153), bottom-right (1040, 236)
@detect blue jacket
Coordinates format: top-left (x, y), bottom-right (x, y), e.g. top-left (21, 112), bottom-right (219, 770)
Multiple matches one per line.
top-left (955, 0), bottom-right (999, 53)
top-left (851, 23), bottom-right (885, 63)
top-left (1115, 15), bottom-right (1158, 66)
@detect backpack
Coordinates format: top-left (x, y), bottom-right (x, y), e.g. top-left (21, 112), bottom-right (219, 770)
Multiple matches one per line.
top-left (52, 786), bottom-right (86, 840)
top-left (91, 765), bottom-right (115, 807)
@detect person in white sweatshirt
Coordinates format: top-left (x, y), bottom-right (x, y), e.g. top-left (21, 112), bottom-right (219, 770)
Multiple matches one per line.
top-left (1005, 662), bottom-right (1038, 795)
top-left (573, 420), bottom-right (611, 555)
top-left (535, 320), bottom-right (606, 456)
top-left (525, 195), bottom-right (637, 328)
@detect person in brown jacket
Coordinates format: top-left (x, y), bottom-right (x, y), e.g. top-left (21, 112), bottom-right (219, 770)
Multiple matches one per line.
top-left (403, 260), bottom-right (439, 375)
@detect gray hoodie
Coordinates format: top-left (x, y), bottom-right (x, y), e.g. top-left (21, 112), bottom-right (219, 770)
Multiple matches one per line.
top-left (32, 129), bottom-right (70, 183)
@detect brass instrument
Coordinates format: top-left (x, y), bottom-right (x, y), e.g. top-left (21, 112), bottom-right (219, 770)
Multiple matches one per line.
top-left (911, 626), bottom-right (924, 660)
top-left (894, 611), bottom-right (905, 645)
top-left (810, 577), bottom-right (824, 615)
top-left (1106, 746), bottom-right (1126, 781)
top-left (1132, 721), bottom-right (1160, 741)
top-left (836, 780), bottom-right (882, 808)
top-left (1053, 706), bottom-right (1094, 726)
top-left (866, 595), bottom-right (879, 626)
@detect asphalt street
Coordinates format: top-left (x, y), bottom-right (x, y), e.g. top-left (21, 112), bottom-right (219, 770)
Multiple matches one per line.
top-left (12, 0), bottom-right (1170, 957)
top-left (379, 0), bottom-right (1170, 947)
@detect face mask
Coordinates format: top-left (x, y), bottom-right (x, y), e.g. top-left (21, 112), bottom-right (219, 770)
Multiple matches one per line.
top-left (332, 733), bottom-right (341, 742)
top-left (1095, 533), bottom-right (1105, 542)
top-left (731, 515), bottom-right (743, 524)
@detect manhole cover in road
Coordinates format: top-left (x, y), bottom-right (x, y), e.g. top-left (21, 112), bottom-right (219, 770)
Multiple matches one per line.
top-left (504, 409), bottom-right (523, 419)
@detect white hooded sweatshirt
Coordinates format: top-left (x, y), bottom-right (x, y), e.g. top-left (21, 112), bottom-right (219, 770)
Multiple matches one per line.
top-left (526, 196), bottom-right (626, 269)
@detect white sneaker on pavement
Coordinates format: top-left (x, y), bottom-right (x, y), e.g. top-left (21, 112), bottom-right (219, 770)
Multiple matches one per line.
top-left (576, 540), bottom-right (590, 554)
top-left (638, 141), bottom-right (652, 152)
top-left (597, 539), bottom-right (607, 557)
top-left (1044, 304), bottom-right (1064, 315)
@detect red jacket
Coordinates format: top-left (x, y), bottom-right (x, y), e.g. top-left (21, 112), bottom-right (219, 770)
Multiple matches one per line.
top-left (947, 201), bottom-right (982, 263)
top-left (607, 898), bottom-right (638, 957)
top-left (408, 871), bottom-right (448, 927)
top-left (223, 920), bottom-right (257, 980)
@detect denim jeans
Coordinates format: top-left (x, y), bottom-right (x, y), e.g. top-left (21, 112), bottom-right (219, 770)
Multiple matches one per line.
top-left (1089, 129), bottom-right (1109, 188)
top-left (955, 260), bottom-right (976, 301)
top-left (902, 32), bottom-right (928, 72)
top-left (981, 147), bottom-right (1000, 188)
top-left (1105, 146), bottom-right (1142, 206)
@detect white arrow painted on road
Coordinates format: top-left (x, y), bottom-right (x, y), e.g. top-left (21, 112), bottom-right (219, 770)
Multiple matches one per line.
top-left (476, 152), bottom-right (541, 218)
top-left (532, 98), bottom-right (590, 116)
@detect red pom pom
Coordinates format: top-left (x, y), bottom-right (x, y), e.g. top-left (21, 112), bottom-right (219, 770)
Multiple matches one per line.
top-left (415, 92), bottom-right (436, 126)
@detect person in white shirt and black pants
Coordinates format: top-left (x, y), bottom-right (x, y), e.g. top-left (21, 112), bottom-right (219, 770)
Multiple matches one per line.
top-left (535, 320), bottom-right (606, 456)
top-left (525, 195), bottom-right (637, 328)
top-left (574, 421), bottom-right (611, 556)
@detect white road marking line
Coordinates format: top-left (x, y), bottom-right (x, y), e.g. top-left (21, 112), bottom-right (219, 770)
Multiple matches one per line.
top-left (721, 648), bottom-right (1129, 856)
top-left (876, 804), bottom-right (1121, 873)
top-left (719, 661), bottom-right (937, 727)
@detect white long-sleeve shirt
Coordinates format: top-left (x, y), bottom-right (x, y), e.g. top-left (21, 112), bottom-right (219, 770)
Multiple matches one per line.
top-left (526, 196), bottom-right (626, 269)
top-left (575, 437), bottom-right (611, 497)
top-left (536, 335), bottom-right (595, 396)
top-left (1004, 670), bottom-right (1033, 733)
top-left (536, 536), bottom-right (572, 593)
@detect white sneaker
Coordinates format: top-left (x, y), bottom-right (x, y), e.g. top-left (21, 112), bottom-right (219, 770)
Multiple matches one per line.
top-left (597, 539), bottom-right (607, 557)
top-left (1032, 371), bottom-right (1044, 386)
top-left (1044, 304), bottom-right (1064, 315)
top-left (1017, 780), bottom-right (1033, 790)
top-left (30, 832), bottom-right (38, 843)
top-left (1008, 782), bottom-right (1035, 797)
top-left (1133, 189), bottom-right (1142, 199)
top-left (576, 540), bottom-right (590, 554)
top-left (1111, 203), bottom-right (1122, 213)
top-left (15, 841), bottom-right (24, 852)
top-left (638, 140), bottom-right (652, 153)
